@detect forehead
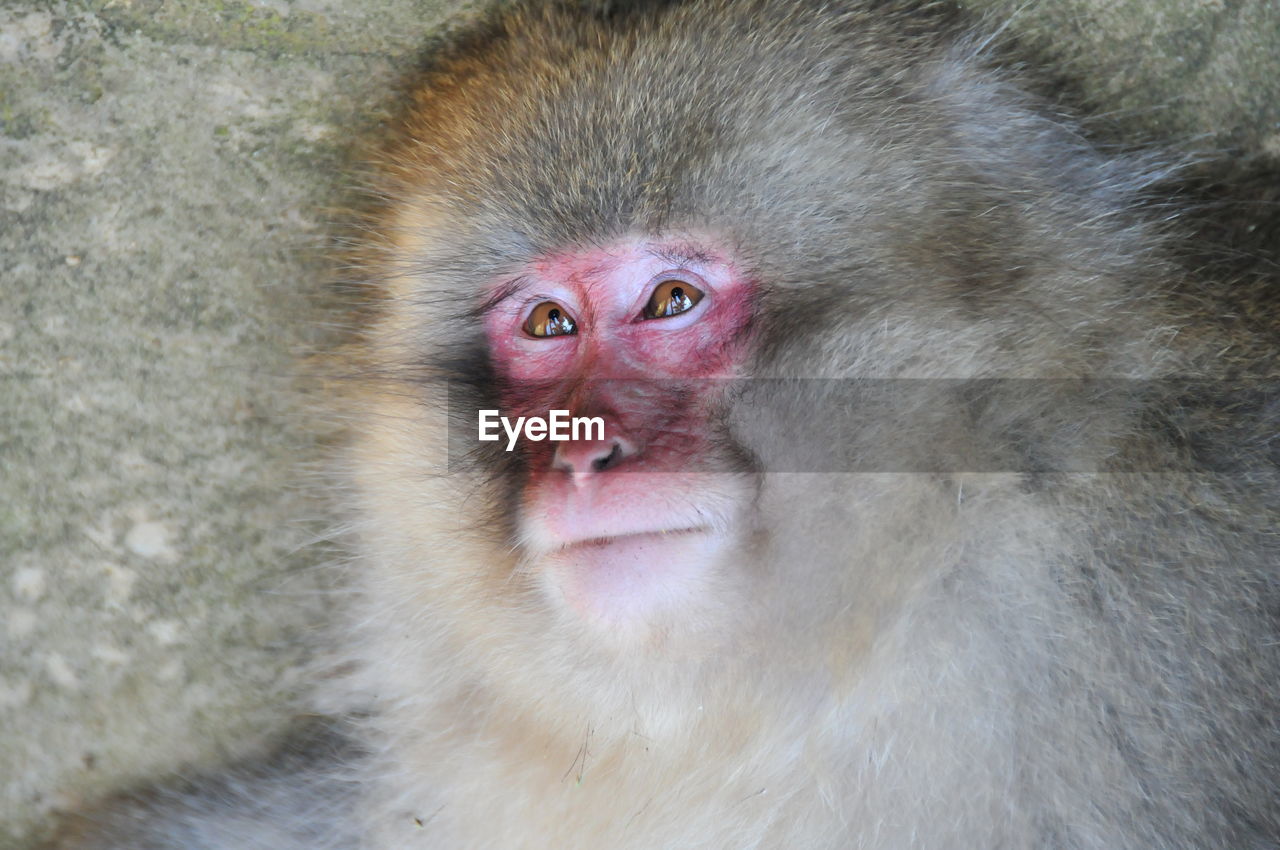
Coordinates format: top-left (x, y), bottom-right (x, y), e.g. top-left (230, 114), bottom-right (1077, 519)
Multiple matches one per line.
top-left (480, 236), bottom-right (740, 315)
top-left (389, 6), bottom-right (868, 252)
top-left (526, 240), bottom-right (724, 280)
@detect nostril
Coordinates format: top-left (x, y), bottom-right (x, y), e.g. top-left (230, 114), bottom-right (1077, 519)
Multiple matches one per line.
top-left (553, 437), bottom-right (632, 475)
top-left (591, 442), bottom-right (623, 473)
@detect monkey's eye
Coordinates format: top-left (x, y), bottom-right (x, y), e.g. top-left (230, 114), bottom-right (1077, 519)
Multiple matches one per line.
top-left (523, 301), bottom-right (578, 338)
top-left (642, 279), bottom-right (704, 320)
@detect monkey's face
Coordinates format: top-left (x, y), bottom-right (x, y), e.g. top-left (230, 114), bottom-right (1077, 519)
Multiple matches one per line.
top-left (346, 3), bottom-right (1159, 733)
top-left (480, 238), bottom-right (759, 634)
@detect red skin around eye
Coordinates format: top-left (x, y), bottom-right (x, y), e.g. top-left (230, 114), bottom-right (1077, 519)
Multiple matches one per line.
top-left (481, 239), bottom-right (756, 627)
top-left (483, 240), bottom-right (753, 387)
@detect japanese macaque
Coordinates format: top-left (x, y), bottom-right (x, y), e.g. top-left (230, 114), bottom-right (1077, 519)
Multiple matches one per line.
top-left (52, 0), bottom-right (1279, 848)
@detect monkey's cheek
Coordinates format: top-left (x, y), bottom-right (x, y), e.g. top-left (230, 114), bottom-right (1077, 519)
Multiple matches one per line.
top-left (537, 530), bottom-right (729, 629)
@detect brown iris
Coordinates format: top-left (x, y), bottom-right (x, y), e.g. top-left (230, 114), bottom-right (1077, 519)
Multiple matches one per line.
top-left (642, 279), bottom-right (704, 319)
top-left (523, 301), bottom-right (578, 338)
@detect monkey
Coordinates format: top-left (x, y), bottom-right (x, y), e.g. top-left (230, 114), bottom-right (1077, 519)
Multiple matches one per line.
top-left (46, 0), bottom-right (1279, 848)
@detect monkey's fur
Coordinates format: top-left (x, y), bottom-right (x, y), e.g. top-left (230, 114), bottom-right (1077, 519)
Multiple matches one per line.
top-left (53, 1), bottom-right (1279, 848)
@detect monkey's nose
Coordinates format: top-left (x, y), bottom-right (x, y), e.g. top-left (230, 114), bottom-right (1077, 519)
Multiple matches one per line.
top-left (553, 438), bottom-right (633, 475)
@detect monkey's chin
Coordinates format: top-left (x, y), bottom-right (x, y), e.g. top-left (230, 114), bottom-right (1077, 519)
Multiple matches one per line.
top-left (536, 528), bottom-right (726, 630)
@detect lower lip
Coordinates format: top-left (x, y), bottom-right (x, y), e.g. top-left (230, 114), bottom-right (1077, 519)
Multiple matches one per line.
top-left (541, 529), bottom-right (723, 625)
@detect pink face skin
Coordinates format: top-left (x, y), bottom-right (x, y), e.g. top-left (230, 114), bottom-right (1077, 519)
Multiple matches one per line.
top-left (482, 237), bottom-right (756, 630)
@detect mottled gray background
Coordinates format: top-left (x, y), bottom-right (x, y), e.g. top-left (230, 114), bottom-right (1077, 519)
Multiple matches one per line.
top-left (1, 0), bottom-right (1276, 846)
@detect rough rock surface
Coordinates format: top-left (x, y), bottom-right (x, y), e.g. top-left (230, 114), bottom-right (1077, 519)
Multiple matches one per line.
top-left (0, 2), bottom-right (479, 845)
top-left (965, 0), bottom-right (1280, 157)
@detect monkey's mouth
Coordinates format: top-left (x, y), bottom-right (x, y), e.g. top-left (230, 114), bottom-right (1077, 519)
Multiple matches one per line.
top-left (554, 526), bottom-right (710, 552)
top-left (533, 526), bottom-right (727, 626)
